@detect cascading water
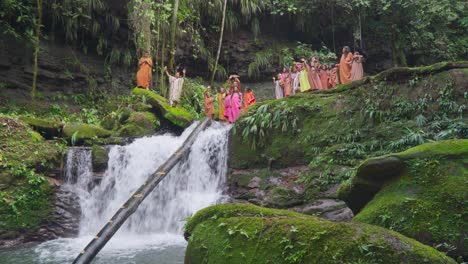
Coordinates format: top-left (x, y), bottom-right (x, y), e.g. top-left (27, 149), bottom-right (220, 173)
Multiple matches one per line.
top-left (27, 122), bottom-right (230, 263)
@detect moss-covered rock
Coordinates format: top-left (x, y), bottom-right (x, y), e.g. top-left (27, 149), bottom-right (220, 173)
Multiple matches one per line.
top-left (338, 140), bottom-right (468, 259)
top-left (132, 88), bottom-right (195, 128)
top-left (19, 116), bottom-right (62, 139)
top-left (62, 123), bottom-right (112, 143)
top-left (118, 111), bottom-right (160, 137)
top-left (185, 203), bottom-right (455, 264)
top-left (0, 116), bottom-right (61, 232)
top-left (91, 145), bottom-right (109, 172)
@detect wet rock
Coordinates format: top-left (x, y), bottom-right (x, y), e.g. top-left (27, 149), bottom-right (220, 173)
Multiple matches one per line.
top-left (247, 176), bottom-right (261, 188)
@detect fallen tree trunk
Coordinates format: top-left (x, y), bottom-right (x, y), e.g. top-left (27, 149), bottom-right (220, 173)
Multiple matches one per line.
top-left (73, 118), bottom-right (212, 264)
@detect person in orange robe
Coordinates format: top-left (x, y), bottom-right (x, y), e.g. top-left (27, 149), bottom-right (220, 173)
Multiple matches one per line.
top-left (136, 51), bottom-right (153, 90)
top-left (319, 65), bottom-right (329, 90)
top-left (204, 86), bottom-right (215, 119)
top-left (330, 64), bottom-right (340, 88)
top-left (243, 87), bottom-right (256, 113)
top-left (304, 57), bottom-right (323, 90)
top-left (339, 46), bottom-right (353, 84)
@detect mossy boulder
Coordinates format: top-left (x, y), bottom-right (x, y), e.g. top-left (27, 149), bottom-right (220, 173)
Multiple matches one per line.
top-left (91, 145), bottom-right (109, 172)
top-left (62, 123), bottom-right (112, 143)
top-left (0, 117), bottom-right (61, 232)
top-left (338, 140), bottom-right (468, 259)
top-left (132, 88), bottom-right (195, 128)
top-left (185, 203), bottom-right (455, 264)
top-left (19, 116), bottom-right (62, 139)
top-left (118, 111), bottom-right (160, 137)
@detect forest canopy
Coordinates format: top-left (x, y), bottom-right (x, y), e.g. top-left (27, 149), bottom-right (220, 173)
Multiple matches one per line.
top-left (1, 0), bottom-right (467, 78)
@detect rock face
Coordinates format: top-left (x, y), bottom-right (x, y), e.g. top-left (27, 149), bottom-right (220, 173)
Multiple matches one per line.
top-left (0, 183), bottom-right (81, 248)
top-left (338, 140), bottom-right (468, 260)
top-left (132, 88), bottom-right (195, 128)
top-left (184, 203), bottom-right (456, 264)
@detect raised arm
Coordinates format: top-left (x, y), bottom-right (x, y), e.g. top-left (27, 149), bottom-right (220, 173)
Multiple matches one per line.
top-left (164, 66), bottom-right (171, 78)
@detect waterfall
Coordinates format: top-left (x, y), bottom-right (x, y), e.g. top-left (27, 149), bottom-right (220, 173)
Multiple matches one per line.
top-left (34, 122), bottom-right (230, 263)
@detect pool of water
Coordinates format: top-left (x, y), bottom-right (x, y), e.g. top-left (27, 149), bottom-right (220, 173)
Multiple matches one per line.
top-left (0, 234), bottom-right (186, 264)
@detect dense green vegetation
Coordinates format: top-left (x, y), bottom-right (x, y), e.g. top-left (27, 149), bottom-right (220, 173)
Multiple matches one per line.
top-left (2, 0), bottom-right (467, 91)
top-left (0, 116), bottom-right (62, 230)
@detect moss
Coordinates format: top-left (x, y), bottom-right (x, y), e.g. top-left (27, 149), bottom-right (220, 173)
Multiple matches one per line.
top-left (0, 116), bottom-right (61, 232)
top-left (19, 116), bottom-right (62, 139)
top-left (91, 145), bottom-right (109, 172)
top-left (100, 114), bottom-right (119, 131)
top-left (62, 123), bottom-right (112, 143)
top-left (185, 204), bottom-right (455, 264)
top-left (132, 88), bottom-right (195, 128)
top-left (339, 140), bottom-right (467, 259)
top-left (0, 117), bottom-right (62, 170)
top-left (264, 187), bottom-right (304, 208)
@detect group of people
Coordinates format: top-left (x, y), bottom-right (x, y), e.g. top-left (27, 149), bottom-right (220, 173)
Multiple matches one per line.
top-left (204, 75), bottom-right (256, 123)
top-left (136, 45), bottom-right (365, 123)
top-left (272, 46), bottom-right (364, 99)
top-left (136, 50), bottom-right (187, 107)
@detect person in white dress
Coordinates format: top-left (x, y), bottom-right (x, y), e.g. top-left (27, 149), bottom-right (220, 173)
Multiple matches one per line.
top-left (165, 66), bottom-right (186, 107)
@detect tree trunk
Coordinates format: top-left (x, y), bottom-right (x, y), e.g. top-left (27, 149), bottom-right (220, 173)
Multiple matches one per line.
top-left (169, 0), bottom-right (180, 72)
top-left (160, 33), bottom-right (167, 98)
top-left (31, 0), bottom-right (43, 99)
top-left (331, 1), bottom-right (336, 54)
top-left (210, 0), bottom-right (228, 85)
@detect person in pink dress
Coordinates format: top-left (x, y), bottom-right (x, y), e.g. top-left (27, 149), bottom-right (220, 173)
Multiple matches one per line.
top-left (224, 90), bottom-right (232, 122)
top-left (229, 86), bottom-right (243, 123)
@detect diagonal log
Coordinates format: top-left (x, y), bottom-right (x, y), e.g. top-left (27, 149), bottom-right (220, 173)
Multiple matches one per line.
top-left (73, 118), bottom-right (212, 264)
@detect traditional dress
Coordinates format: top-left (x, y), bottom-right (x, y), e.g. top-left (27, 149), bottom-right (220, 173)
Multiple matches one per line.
top-left (281, 73), bottom-right (293, 97)
top-left (243, 91), bottom-right (256, 113)
top-left (169, 76), bottom-right (185, 105)
top-left (292, 72), bottom-right (300, 95)
top-left (227, 92), bottom-right (242, 123)
top-left (351, 56), bottom-right (364, 81)
top-left (299, 69), bottom-right (310, 92)
top-left (307, 65), bottom-right (323, 90)
top-left (224, 94), bottom-right (232, 122)
top-left (136, 57), bottom-right (153, 89)
top-left (330, 67), bottom-right (339, 88)
top-left (204, 91), bottom-right (214, 118)
top-left (274, 80), bottom-right (284, 99)
top-left (319, 70), bottom-right (329, 90)
top-left (217, 93), bottom-right (226, 121)
top-left (339, 53), bottom-right (353, 84)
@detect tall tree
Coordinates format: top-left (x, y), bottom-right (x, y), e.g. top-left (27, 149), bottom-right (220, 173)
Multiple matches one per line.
top-left (31, 0), bottom-right (43, 99)
top-left (210, 0), bottom-right (228, 85)
top-left (168, 0), bottom-right (180, 71)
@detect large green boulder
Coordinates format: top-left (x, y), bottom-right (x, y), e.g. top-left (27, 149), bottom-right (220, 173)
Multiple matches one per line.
top-left (19, 116), bottom-right (62, 138)
top-left (132, 88), bottom-right (195, 128)
top-left (338, 140), bottom-right (468, 259)
top-left (118, 112), bottom-right (160, 137)
top-left (184, 203), bottom-right (455, 264)
top-left (62, 123), bottom-right (112, 143)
